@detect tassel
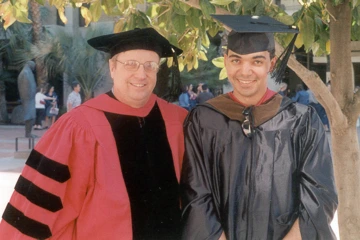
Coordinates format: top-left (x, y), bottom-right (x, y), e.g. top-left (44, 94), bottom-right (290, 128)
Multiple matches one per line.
top-left (271, 33), bottom-right (298, 84)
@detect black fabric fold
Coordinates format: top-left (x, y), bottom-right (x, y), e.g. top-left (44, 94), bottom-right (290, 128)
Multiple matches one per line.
top-left (26, 150), bottom-right (70, 183)
top-left (2, 203), bottom-right (52, 239)
top-left (15, 175), bottom-right (63, 212)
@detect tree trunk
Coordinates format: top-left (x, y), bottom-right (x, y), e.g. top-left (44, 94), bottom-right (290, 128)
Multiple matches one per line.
top-left (327, 0), bottom-right (360, 239)
top-left (332, 127), bottom-right (360, 239)
top-left (29, 0), bottom-right (47, 87)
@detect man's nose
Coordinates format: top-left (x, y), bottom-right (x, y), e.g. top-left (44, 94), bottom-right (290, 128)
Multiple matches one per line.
top-left (237, 63), bottom-right (252, 76)
top-left (134, 65), bottom-right (147, 78)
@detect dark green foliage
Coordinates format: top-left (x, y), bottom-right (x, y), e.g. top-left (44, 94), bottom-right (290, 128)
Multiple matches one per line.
top-left (180, 43), bottom-right (223, 93)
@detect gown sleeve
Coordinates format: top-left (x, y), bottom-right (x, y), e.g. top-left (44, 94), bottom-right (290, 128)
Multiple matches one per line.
top-left (0, 110), bottom-right (96, 239)
top-left (180, 109), bottom-right (223, 240)
top-left (297, 106), bottom-right (338, 239)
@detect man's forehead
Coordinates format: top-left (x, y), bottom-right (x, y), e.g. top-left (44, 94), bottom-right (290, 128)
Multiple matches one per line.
top-left (113, 49), bottom-right (160, 59)
top-left (227, 49), bottom-right (270, 58)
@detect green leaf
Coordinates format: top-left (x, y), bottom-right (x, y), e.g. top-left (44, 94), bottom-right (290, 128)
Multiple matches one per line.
top-left (168, 34), bottom-right (179, 48)
top-left (208, 21), bottom-right (219, 37)
top-left (173, 1), bottom-right (188, 15)
top-left (242, 0), bottom-right (259, 12)
top-left (210, 0), bottom-right (233, 6)
top-left (219, 67), bottom-right (227, 80)
top-left (114, 18), bottom-right (125, 33)
top-left (200, 29), bottom-right (210, 47)
top-left (275, 14), bottom-right (295, 26)
top-left (351, 22), bottom-right (360, 40)
top-left (308, 5), bottom-right (322, 16)
top-left (146, 4), bottom-right (160, 18)
top-left (352, 0), bottom-right (359, 8)
top-left (172, 13), bottom-right (187, 33)
top-left (329, 0), bottom-right (344, 6)
top-left (80, 6), bottom-right (92, 27)
top-left (254, 1), bottom-right (265, 16)
top-left (102, 0), bottom-right (117, 15)
top-left (186, 9), bottom-right (202, 28)
top-left (35, 0), bottom-right (45, 5)
top-left (299, 15), bottom-right (315, 51)
top-left (178, 1), bottom-right (192, 12)
top-left (158, 6), bottom-right (171, 28)
top-left (199, 0), bottom-right (215, 18)
top-left (357, 6), bottom-right (360, 25)
top-left (90, 1), bottom-right (102, 22)
top-left (212, 57), bottom-right (224, 68)
top-left (311, 42), bottom-right (320, 56)
top-left (14, 8), bottom-right (31, 24)
top-left (132, 12), bottom-right (150, 29)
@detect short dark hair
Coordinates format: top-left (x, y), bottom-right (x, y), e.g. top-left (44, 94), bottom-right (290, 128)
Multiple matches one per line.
top-left (295, 84), bottom-right (304, 92)
top-left (202, 84), bottom-right (209, 91)
top-left (71, 81), bottom-right (80, 90)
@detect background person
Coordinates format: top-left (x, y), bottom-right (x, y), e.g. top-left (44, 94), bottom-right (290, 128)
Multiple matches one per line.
top-left (44, 85), bottom-right (58, 128)
top-left (66, 81), bottom-right (81, 112)
top-left (196, 84), bottom-right (214, 104)
top-left (308, 89), bottom-right (330, 131)
top-left (0, 28), bottom-right (187, 240)
top-left (181, 15), bottom-right (337, 240)
top-left (292, 83), bottom-right (310, 105)
top-left (188, 83), bottom-right (197, 110)
top-left (179, 85), bottom-right (190, 110)
top-left (278, 82), bottom-right (288, 96)
top-left (34, 87), bottom-right (55, 130)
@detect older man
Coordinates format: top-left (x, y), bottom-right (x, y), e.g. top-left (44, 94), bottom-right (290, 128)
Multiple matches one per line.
top-left (0, 28), bottom-right (187, 240)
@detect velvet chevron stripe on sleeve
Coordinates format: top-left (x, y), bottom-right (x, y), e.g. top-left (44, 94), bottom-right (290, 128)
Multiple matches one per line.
top-left (26, 150), bottom-right (71, 183)
top-left (15, 175), bottom-right (63, 212)
top-left (2, 203), bottom-right (52, 239)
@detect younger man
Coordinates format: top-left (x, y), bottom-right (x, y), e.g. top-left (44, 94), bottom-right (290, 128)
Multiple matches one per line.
top-left (181, 15), bottom-right (338, 240)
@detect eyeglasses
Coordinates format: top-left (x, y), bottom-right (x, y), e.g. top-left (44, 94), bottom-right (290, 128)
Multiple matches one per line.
top-left (115, 60), bottom-right (160, 73)
top-left (242, 107), bottom-right (253, 138)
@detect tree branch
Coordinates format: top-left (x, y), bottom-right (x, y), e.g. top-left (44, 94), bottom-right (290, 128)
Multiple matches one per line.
top-left (284, 44), bottom-right (347, 128)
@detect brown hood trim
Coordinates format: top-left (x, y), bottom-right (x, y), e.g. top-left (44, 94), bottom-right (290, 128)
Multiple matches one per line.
top-left (206, 93), bottom-right (283, 127)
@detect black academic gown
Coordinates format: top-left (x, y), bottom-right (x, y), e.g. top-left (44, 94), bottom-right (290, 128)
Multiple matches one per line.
top-left (181, 94), bottom-right (338, 240)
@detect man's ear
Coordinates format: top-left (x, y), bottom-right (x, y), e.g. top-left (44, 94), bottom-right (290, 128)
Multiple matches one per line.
top-left (269, 56), bottom-right (277, 72)
top-left (109, 58), bottom-right (116, 78)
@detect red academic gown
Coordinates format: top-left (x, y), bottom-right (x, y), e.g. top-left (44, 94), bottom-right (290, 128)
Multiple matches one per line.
top-left (0, 94), bottom-right (188, 239)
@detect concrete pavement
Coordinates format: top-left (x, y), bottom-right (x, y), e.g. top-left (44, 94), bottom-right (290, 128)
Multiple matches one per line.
top-left (0, 125), bottom-right (48, 215)
top-left (0, 124), bottom-right (347, 238)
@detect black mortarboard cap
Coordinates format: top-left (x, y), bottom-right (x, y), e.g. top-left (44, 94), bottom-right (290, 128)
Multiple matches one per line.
top-left (87, 28), bottom-right (182, 58)
top-left (211, 15), bottom-right (299, 83)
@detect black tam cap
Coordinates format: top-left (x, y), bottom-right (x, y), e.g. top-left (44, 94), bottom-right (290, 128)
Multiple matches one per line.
top-left (87, 28), bottom-right (183, 58)
top-left (211, 15), bottom-right (299, 83)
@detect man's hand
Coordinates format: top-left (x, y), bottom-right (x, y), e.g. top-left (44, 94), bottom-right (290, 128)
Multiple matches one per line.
top-left (283, 218), bottom-right (302, 240)
top-left (219, 231), bottom-right (226, 240)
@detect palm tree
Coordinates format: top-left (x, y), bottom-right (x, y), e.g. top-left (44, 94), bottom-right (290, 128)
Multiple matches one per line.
top-left (29, 0), bottom-right (46, 87)
top-left (31, 25), bottom-right (113, 102)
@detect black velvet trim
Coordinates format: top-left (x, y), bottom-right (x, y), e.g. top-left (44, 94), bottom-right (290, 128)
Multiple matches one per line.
top-left (15, 175), bottom-right (63, 212)
top-left (26, 150), bottom-right (70, 183)
top-left (104, 100), bottom-right (181, 240)
top-left (2, 203), bottom-right (52, 239)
